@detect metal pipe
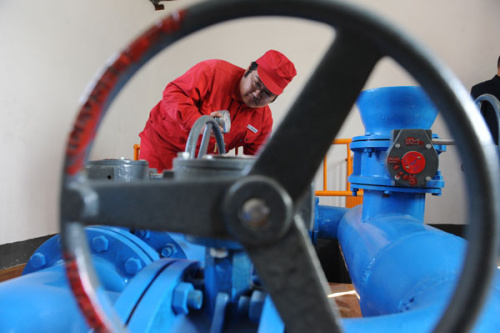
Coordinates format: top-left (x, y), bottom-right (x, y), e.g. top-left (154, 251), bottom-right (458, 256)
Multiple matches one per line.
top-left (432, 139), bottom-right (455, 145)
top-left (0, 265), bottom-right (91, 332)
top-left (337, 205), bottom-right (500, 332)
top-left (314, 204), bottom-right (349, 240)
top-left (185, 115), bottom-right (226, 158)
top-left (341, 86), bottom-right (500, 332)
top-left (475, 93), bottom-right (500, 146)
top-left (0, 227), bottom-right (205, 332)
top-left (316, 190), bottom-right (357, 197)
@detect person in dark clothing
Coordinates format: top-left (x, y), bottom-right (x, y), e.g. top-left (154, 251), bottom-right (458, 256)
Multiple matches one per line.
top-left (470, 55), bottom-right (500, 145)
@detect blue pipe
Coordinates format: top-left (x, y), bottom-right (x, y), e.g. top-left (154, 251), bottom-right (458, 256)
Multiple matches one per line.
top-left (338, 205), bottom-right (500, 332)
top-left (0, 264), bottom-right (91, 332)
top-left (2, 87), bottom-right (499, 332)
top-left (339, 205), bottom-right (464, 315)
top-left (262, 86), bottom-right (500, 332)
top-left (0, 227), bottom-right (205, 332)
top-left (312, 198), bottom-right (349, 242)
top-left (338, 86), bottom-right (500, 331)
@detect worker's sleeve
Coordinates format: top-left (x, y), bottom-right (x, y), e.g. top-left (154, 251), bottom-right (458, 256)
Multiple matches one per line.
top-left (160, 62), bottom-right (213, 132)
top-left (243, 111), bottom-right (274, 156)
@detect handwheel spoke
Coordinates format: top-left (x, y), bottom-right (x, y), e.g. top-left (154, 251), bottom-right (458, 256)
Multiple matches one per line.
top-left (244, 215), bottom-right (342, 333)
top-left (62, 178), bottom-right (234, 238)
top-left (250, 31), bottom-right (381, 202)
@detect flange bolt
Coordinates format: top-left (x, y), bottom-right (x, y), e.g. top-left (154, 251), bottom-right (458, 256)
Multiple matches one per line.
top-left (91, 235), bottom-right (109, 252)
top-left (172, 282), bottom-right (203, 314)
top-left (30, 252), bottom-right (46, 269)
top-left (124, 257), bottom-right (143, 275)
top-left (161, 243), bottom-right (178, 258)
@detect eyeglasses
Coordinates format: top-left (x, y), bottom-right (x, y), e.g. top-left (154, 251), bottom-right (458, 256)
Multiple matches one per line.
top-left (252, 76), bottom-right (277, 102)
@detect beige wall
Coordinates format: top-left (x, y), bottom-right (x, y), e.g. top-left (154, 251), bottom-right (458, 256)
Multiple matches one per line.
top-left (1, 0), bottom-right (498, 244)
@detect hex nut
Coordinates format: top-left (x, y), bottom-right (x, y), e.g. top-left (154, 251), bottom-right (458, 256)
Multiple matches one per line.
top-left (124, 257), bottom-right (143, 275)
top-left (91, 235), bottom-right (109, 252)
top-left (161, 243), bottom-right (178, 258)
top-left (30, 252), bottom-right (46, 269)
top-left (172, 282), bottom-right (203, 315)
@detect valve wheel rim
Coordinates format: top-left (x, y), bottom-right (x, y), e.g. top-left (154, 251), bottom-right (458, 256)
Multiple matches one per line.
top-left (60, 0), bottom-right (500, 332)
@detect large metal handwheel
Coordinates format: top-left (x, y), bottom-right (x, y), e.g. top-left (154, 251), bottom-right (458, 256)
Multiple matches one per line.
top-left (60, 0), bottom-right (499, 332)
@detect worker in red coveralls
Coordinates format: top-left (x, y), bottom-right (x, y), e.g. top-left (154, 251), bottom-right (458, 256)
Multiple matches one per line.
top-left (138, 50), bottom-right (297, 171)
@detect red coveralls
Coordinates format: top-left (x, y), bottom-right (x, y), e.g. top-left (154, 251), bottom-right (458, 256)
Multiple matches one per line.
top-left (138, 59), bottom-right (273, 171)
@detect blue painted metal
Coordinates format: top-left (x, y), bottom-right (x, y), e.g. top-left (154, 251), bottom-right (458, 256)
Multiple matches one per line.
top-left (260, 86), bottom-right (500, 332)
top-left (172, 282), bottom-right (203, 314)
top-left (2, 85), bottom-right (500, 332)
top-left (0, 224), bottom-right (261, 332)
top-left (339, 86), bottom-right (500, 331)
top-left (23, 226), bottom-right (161, 291)
top-left (312, 197), bottom-right (349, 243)
top-left (357, 86), bottom-right (438, 136)
top-left (337, 206), bottom-right (500, 332)
top-left (258, 296), bottom-right (285, 333)
top-left (259, 272), bottom-right (500, 333)
top-left (125, 260), bottom-right (201, 332)
top-left (210, 292), bottom-right (230, 333)
top-left (0, 264), bottom-right (91, 332)
top-left (0, 226), bottom-right (209, 332)
top-left (0, 226), bottom-right (165, 332)
top-left (339, 206), bottom-right (464, 315)
top-left (349, 86), bottom-right (446, 195)
top-left (132, 230), bottom-right (206, 263)
top-left (114, 259), bottom-right (176, 324)
top-left (204, 248), bottom-right (253, 316)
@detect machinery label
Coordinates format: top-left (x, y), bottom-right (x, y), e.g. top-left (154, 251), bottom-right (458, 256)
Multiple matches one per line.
top-left (387, 156), bottom-right (401, 164)
top-left (404, 137), bottom-right (424, 146)
top-left (386, 129), bottom-right (439, 187)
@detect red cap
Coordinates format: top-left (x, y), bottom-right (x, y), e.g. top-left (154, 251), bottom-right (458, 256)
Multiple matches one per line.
top-left (255, 50), bottom-right (297, 95)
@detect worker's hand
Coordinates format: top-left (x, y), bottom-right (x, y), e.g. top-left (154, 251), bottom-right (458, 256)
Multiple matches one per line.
top-left (209, 111), bottom-right (225, 134)
top-left (210, 111), bottom-right (222, 118)
top-left (211, 110), bottom-right (231, 134)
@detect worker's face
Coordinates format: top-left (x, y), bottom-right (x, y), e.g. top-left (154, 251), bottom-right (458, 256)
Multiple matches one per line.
top-left (240, 68), bottom-right (278, 108)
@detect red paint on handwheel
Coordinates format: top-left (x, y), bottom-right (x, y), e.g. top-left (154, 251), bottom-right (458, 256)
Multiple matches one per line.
top-left (64, 10), bottom-right (186, 175)
top-left (65, 255), bottom-right (111, 332)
